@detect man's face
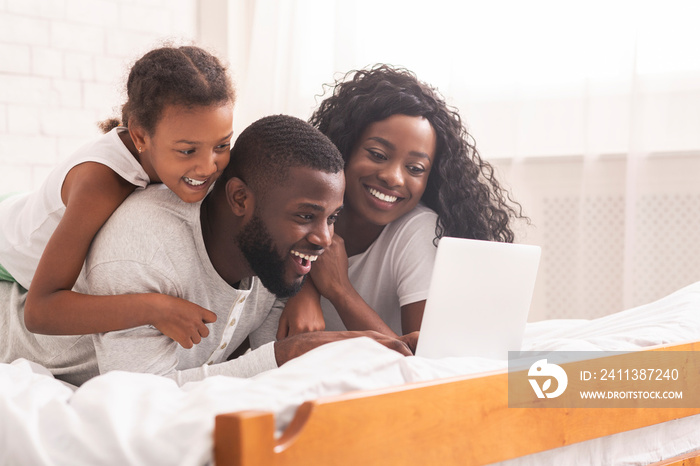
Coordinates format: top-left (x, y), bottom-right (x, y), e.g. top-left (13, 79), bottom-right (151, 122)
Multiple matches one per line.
top-left (235, 166), bottom-right (345, 298)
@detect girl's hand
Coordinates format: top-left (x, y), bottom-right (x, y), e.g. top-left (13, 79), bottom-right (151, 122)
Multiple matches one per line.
top-left (150, 294), bottom-right (217, 349)
top-left (309, 234), bottom-right (351, 302)
top-left (277, 279), bottom-right (325, 340)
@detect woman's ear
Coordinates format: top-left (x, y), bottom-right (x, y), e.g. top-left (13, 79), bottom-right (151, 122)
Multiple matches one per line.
top-left (226, 177), bottom-right (254, 217)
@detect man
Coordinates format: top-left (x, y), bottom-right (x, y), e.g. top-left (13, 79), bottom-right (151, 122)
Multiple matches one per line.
top-left (0, 115), bottom-right (414, 386)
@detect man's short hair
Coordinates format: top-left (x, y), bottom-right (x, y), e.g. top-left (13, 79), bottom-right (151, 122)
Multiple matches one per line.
top-left (224, 114), bottom-right (344, 194)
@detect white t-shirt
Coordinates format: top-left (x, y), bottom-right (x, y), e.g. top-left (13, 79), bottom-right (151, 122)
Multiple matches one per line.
top-left (0, 127), bottom-right (149, 289)
top-left (321, 204), bottom-right (439, 335)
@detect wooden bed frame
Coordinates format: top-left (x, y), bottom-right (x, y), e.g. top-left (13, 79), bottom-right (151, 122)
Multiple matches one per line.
top-left (215, 341), bottom-right (700, 466)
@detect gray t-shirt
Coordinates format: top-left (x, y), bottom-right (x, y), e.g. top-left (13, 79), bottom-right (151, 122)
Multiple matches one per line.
top-left (0, 185), bottom-right (282, 386)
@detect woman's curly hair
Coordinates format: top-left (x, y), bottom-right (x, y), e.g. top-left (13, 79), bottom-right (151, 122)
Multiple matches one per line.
top-left (309, 64), bottom-right (526, 243)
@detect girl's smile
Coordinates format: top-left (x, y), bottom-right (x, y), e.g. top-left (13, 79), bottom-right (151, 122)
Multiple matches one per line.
top-left (135, 103), bottom-right (234, 204)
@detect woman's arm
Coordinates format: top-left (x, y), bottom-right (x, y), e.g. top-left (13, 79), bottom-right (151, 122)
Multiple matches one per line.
top-left (24, 162), bottom-right (216, 348)
top-left (310, 234), bottom-right (399, 338)
top-left (401, 300), bottom-right (426, 335)
top-left (277, 278), bottom-right (325, 340)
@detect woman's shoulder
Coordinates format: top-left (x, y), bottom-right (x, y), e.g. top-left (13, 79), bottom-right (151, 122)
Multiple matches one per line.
top-left (387, 203), bottom-right (438, 233)
top-left (373, 204), bottom-right (439, 254)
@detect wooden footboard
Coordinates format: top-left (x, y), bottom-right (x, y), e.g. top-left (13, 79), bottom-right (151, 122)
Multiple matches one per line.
top-left (649, 450), bottom-right (700, 466)
top-left (215, 341), bottom-right (700, 466)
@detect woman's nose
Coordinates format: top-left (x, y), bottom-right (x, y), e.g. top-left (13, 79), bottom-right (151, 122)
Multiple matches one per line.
top-left (377, 161), bottom-right (403, 188)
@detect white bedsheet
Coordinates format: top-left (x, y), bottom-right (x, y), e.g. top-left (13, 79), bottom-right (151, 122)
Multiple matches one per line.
top-left (2, 281), bottom-right (700, 465)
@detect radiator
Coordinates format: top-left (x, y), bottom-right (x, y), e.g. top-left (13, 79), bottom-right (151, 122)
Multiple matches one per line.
top-left (494, 154), bottom-right (700, 320)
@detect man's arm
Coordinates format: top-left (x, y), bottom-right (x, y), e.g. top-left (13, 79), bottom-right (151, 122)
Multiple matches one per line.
top-left (86, 260), bottom-right (280, 385)
top-left (87, 261), bottom-right (414, 386)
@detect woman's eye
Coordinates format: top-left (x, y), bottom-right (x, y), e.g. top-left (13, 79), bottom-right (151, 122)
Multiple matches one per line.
top-left (407, 165), bottom-right (426, 175)
top-left (367, 150), bottom-right (387, 161)
top-left (298, 214), bottom-right (313, 221)
top-left (179, 149), bottom-right (195, 156)
top-left (216, 143), bottom-right (231, 151)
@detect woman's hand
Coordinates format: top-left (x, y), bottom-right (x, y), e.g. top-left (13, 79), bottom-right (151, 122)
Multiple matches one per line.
top-left (150, 294), bottom-right (217, 349)
top-left (309, 234), bottom-right (351, 302)
top-left (277, 279), bottom-right (325, 340)
top-left (308, 233), bottom-right (397, 337)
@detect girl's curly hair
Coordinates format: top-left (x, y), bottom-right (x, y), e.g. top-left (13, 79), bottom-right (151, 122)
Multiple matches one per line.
top-left (99, 45), bottom-right (235, 134)
top-left (309, 64), bottom-right (526, 243)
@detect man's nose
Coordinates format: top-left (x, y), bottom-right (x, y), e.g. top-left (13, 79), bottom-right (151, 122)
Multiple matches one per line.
top-left (309, 221), bottom-right (333, 249)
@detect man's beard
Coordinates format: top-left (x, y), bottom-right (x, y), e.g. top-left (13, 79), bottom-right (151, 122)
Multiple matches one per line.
top-left (235, 214), bottom-right (303, 298)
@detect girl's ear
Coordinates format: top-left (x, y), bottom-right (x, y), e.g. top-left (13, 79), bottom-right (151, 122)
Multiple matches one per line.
top-left (128, 124), bottom-right (148, 153)
top-left (226, 177), bottom-right (254, 218)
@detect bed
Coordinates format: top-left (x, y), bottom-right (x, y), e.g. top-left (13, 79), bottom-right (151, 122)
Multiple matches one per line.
top-left (215, 339), bottom-right (700, 466)
top-left (3, 282), bottom-right (700, 465)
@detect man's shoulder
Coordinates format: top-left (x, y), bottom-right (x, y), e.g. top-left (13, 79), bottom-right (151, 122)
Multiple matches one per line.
top-left (90, 185), bottom-right (199, 261)
top-left (110, 185), bottom-right (195, 229)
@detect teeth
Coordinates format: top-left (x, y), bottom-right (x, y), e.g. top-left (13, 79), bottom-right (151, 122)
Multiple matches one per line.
top-left (368, 187), bottom-right (398, 203)
top-left (291, 250), bottom-right (319, 262)
top-left (184, 177), bottom-right (206, 186)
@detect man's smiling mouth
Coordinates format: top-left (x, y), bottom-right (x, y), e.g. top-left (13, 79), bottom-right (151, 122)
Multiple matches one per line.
top-left (291, 249), bottom-right (319, 266)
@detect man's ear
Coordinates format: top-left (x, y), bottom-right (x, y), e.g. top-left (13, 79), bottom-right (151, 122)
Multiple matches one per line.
top-left (225, 177), bottom-right (255, 217)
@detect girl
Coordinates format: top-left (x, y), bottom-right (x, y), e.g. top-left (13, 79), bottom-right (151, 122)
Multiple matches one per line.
top-left (0, 45), bottom-right (235, 348)
top-left (278, 64), bottom-right (526, 338)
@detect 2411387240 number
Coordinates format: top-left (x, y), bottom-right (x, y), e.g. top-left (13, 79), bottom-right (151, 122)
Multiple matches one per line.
top-left (599, 368), bottom-right (679, 381)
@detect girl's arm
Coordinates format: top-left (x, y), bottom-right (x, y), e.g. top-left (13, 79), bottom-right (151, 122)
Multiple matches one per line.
top-left (24, 162), bottom-right (217, 348)
top-left (277, 278), bottom-right (325, 340)
top-left (309, 234), bottom-right (399, 338)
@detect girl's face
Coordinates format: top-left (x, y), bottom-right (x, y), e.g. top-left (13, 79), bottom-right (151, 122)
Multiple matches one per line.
top-left (344, 114), bottom-right (437, 226)
top-left (139, 103), bottom-right (233, 203)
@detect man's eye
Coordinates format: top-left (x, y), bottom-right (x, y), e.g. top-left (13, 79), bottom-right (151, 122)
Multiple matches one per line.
top-left (328, 214), bottom-right (339, 224)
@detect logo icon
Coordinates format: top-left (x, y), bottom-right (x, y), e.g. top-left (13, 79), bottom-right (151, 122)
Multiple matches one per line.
top-left (528, 359), bottom-right (568, 398)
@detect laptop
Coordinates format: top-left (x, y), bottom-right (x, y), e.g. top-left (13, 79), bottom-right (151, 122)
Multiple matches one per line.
top-left (414, 237), bottom-right (541, 360)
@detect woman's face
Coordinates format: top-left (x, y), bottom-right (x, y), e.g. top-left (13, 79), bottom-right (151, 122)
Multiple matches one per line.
top-left (344, 114), bottom-right (437, 226)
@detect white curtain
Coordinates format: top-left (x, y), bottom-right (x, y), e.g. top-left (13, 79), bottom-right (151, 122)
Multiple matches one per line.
top-left (226, 0), bottom-right (700, 320)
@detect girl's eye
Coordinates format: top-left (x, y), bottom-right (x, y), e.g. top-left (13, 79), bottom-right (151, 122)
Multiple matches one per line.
top-left (179, 149), bottom-right (195, 156)
top-left (216, 143), bottom-right (231, 151)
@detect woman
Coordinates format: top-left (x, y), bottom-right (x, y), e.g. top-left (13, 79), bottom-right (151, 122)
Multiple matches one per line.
top-left (278, 64), bottom-right (526, 338)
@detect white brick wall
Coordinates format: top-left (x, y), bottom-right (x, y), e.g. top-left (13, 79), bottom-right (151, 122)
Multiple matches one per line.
top-left (0, 0), bottom-right (198, 193)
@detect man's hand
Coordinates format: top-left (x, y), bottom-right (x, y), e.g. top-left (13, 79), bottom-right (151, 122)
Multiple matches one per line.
top-left (273, 330), bottom-right (417, 366)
